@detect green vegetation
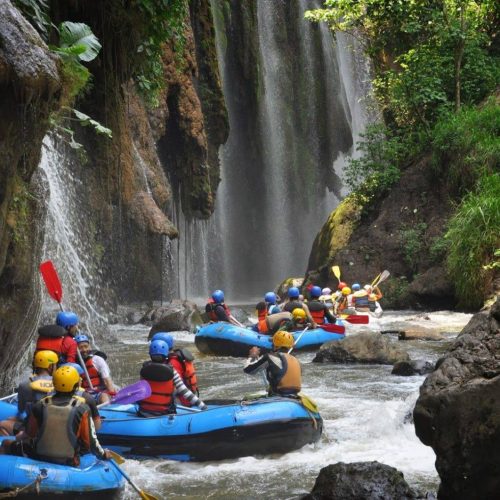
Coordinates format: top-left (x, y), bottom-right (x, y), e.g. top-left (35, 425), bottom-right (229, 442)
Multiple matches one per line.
top-left (431, 100), bottom-right (500, 194)
top-left (399, 222), bottom-right (428, 275)
top-left (14, 0), bottom-right (50, 39)
top-left (446, 173), bottom-right (500, 309)
top-left (134, 0), bottom-right (189, 106)
top-left (307, 1), bottom-right (499, 307)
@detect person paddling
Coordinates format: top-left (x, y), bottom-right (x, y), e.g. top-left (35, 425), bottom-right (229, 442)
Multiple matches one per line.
top-left (205, 290), bottom-right (242, 327)
top-left (281, 287), bottom-right (317, 328)
top-left (0, 366), bottom-right (111, 464)
top-left (254, 292), bottom-right (281, 325)
top-left (75, 334), bottom-right (116, 405)
top-left (138, 340), bottom-right (207, 417)
top-left (307, 286), bottom-right (337, 325)
top-left (0, 350), bottom-right (58, 436)
top-left (244, 331), bottom-right (301, 397)
top-left (278, 308), bottom-right (312, 332)
top-left (151, 332), bottom-right (200, 407)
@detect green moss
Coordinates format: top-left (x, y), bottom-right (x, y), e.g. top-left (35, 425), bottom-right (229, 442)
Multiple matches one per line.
top-left (7, 178), bottom-right (35, 245)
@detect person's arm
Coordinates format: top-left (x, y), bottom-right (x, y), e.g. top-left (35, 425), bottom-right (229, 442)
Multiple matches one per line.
top-left (324, 305), bottom-right (336, 323)
top-left (372, 286), bottom-right (383, 300)
top-left (243, 349), bottom-right (269, 375)
top-left (63, 336), bottom-right (78, 363)
top-left (93, 356), bottom-right (115, 393)
top-left (172, 372), bottom-right (207, 410)
top-left (78, 410), bottom-right (109, 460)
top-left (214, 305), bottom-right (230, 322)
top-left (301, 303), bottom-right (317, 329)
top-left (83, 392), bottom-right (102, 430)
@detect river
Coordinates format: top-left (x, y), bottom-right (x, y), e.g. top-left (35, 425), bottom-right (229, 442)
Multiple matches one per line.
top-left (100, 309), bottom-right (470, 499)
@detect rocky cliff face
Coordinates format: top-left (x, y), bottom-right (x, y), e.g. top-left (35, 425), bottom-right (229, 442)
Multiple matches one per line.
top-left (0, 1), bottom-right (227, 389)
top-left (414, 298), bottom-right (500, 499)
top-left (0, 0), bottom-right (61, 389)
top-left (305, 155), bottom-right (456, 309)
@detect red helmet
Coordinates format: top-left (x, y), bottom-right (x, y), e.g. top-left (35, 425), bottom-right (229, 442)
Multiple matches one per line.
top-left (338, 282), bottom-right (347, 290)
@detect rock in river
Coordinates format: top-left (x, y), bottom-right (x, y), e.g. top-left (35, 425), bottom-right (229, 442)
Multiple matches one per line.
top-left (145, 300), bottom-right (203, 337)
top-left (313, 332), bottom-right (410, 365)
top-left (414, 297), bottom-right (500, 499)
top-left (392, 360), bottom-right (434, 376)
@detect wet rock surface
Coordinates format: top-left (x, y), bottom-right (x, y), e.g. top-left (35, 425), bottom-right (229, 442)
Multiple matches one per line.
top-left (392, 360), bottom-right (434, 376)
top-left (398, 328), bottom-right (445, 341)
top-left (145, 300), bottom-right (203, 336)
top-left (313, 332), bottom-right (410, 365)
top-left (302, 461), bottom-right (420, 500)
top-left (414, 298), bottom-right (500, 499)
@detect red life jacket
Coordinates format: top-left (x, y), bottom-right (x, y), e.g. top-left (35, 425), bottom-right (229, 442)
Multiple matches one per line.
top-left (257, 304), bottom-right (267, 322)
top-left (80, 356), bottom-right (105, 391)
top-left (139, 362), bottom-right (175, 414)
top-left (308, 301), bottom-right (326, 325)
top-left (168, 350), bottom-right (198, 394)
top-left (36, 336), bottom-right (64, 357)
top-left (206, 298), bottom-right (231, 321)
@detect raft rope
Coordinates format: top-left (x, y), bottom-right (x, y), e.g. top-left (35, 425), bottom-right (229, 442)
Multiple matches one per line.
top-left (0, 470), bottom-right (47, 498)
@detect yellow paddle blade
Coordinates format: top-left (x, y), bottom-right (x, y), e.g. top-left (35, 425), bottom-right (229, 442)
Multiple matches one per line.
top-left (30, 380), bottom-right (54, 393)
top-left (331, 265), bottom-right (341, 281)
top-left (371, 272), bottom-right (381, 287)
top-left (140, 491), bottom-right (159, 500)
top-left (298, 393), bottom-right (319, 413)
top-left (108, 450), bottom-right (126, 464)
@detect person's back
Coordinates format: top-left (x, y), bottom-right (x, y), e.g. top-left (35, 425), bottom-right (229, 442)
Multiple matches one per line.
top-left (139, 361), bottom-right (176, 416)
top-left (307, 286), bottom-right (336, 325)
top-left (244, 331), bottom-right (301, 397)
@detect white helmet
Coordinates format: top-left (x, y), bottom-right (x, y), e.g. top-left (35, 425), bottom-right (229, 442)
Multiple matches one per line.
top-left (364, 284), bottom-right (372, 291)
top-left (322, 287), bottom-right (332, 295)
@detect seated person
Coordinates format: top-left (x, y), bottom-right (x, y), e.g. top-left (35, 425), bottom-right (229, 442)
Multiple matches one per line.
top-left (75, 334), bottom-right (116, 404)
top-left (138, 340), bottom-right (207, 416)
top-left (243, 331), bottom-right (301, 397)
top-left (0, 366), bottom-right (110, 464)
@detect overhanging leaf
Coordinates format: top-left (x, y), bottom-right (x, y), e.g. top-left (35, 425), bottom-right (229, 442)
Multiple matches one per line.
top-left (73, 109), bottom-right (112, 138)
top-left (59, 22), bottom-right (101, 62)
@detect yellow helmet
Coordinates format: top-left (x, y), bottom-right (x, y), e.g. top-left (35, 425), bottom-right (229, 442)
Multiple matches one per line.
top-left (33, 350), bottom-right (59, 369)
top-left (53, 366), bottom-right (80, 393)
top-left (273, 330), bottom-right (294, 349)
top-left (342, 287), bottom-right (352, 296)
top-left (292, 308), bottom-right (306, 320)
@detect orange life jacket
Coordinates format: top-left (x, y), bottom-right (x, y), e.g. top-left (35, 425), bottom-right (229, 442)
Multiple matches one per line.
top-left (80, 356), bottom-right (105, 391)
top-left (206, 298), bottom-right (232, 321)
top-left (139, 362), bottom-right (175, 414)
top-left (168, 350), bottom-right (198, 394)
top-left (274, 353), bottom-right (301, 394)
top-left (307, 301), bottom-right (326, 325)
top-left (257, 306), bottom-right (267, 322)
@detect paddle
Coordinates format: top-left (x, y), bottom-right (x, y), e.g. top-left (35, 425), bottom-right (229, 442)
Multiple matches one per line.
top-left (108, 457), bottom-right (158, 500)
top-left (341, 314), bottom-right (370, 324)
top-left (0, 393), bottom-right (17, 402)
top-left (108, 449), bottom-right (125, 464)
top-left (318, 323), bottom-right (345, 334)
top-left (39, 260), bottom-right (95, 391)
top-left (288, 326), bottom-right (309, 354)
top-left (97, 380), bottom-right (151, 408)
top-left (371, 269), bottom-right (390, 288)
top-left (298, 393), bottom-right (319, 413)
top-left (331, 265), bottom-right (341, 282)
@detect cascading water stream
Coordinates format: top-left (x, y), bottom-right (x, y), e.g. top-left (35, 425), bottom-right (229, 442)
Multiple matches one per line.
top-left (38, 135), bottom-right (107, 340)
top-left (174, 0), bottom-right (372, 301)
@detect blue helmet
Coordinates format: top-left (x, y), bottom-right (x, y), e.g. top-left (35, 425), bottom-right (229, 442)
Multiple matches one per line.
top-left (352, 283), bottom-right (361, 291)
top-left (61, 362), bottom-right (84, 375)
top-left (310, 286), bottom-right (322, 298)
top-left (264, 292), bottom-right (277, 304)
top-left (151, 332), bottom-right (174, 350)
top-left (288, 287), bottom-right (300, 299)
top-left (149, 339), bottom-right (169, 357)
top-left (212, 290), bottom-right (225, 303)
top-left (56, 311), bottom-right (79, 329)
top-left (74, 334), bottom-right (89, 344)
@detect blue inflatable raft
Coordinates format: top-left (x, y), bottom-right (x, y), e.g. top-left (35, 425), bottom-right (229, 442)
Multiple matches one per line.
top-left (195, 322), bottom-right (345, 357)
top-left (0, 440), bottom-right (124, 498)
top-left (98, 396), bottom-right (322, 461)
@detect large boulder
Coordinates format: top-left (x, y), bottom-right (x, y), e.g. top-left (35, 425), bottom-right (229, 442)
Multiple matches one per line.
top-left (398, 329), bottom-right (445, 341)
top-left (303, 461), bottom-right (418, 499)
top-left (145, 300), bottom-right (203, 337)
top-left (413, 297), bottom-right (500, 499)
top-left (313, 333), bottom-right (410, 365)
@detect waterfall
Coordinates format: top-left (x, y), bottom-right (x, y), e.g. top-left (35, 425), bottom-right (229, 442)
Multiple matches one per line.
top-left (38, 135), bottom-right (107, 340)
top-left (191, 0), bottom-right (372, 300)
